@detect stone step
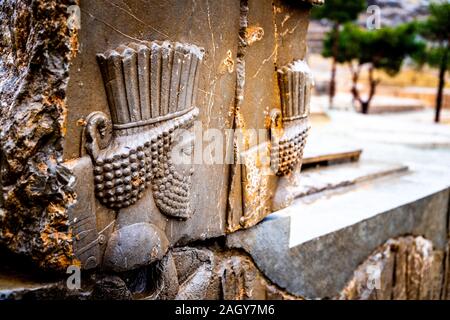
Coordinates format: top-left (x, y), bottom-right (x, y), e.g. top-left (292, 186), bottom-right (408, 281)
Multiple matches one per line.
top-left (226, 167), bottom-right (450, 299)
top-left (302, 141), bottom-right (362, 167)
top-left (294, 160), bottom-right (408, 198)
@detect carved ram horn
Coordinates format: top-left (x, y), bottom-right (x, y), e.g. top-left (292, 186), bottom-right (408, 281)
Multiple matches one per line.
top-left (84, 111), bottom-right (113, 160)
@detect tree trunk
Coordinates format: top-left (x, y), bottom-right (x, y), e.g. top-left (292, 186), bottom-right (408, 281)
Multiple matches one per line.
top-left (350, 63), bottom-right (361, 108)
top-left (361, 102), bottom-right (370, 114)
top-left (364, 66), bottom-right (378, 114)
top-left (354, 65), bottom-right (378, 114)
top-left (329, 23), bottom-right (340, 109)
top-left (435, 45), bottom-right (448, 123)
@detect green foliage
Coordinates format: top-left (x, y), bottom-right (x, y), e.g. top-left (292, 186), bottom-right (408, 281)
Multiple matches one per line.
top-left (311, 0), bottom-right (366, 24)
top-left (370, 23), bottom-right (425, 75)
top-left (412, 1), bottom-right (450, 122)
top-left (413, 45), bottom-right (450, 70)
top-left (322, 23), bottom-right (363, 63)
top-left (413, 2), bottom-right (450, 71)
top-left (418, 2), bottom-right (450, 43)
top-left (323, 23), bottom-right (425, 76)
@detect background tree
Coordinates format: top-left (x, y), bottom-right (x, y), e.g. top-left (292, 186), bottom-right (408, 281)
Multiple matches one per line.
top-left (311, 0), bottom-right (366, 108)
top-left (322, 23), bottom-right (362, 109)
top-left (324, 23), bottom-right (424, 114)
top-left (415, 2), bottom-right (450, 123)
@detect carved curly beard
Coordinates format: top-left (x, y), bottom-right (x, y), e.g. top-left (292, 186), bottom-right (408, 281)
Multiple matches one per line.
top-left (148, 124), bottom-right (194, 219)
top-left (151, 142), bottom-right (193, 219)
top-left (91, 109), bottom-right (197, 212)
top-left (152, 159), bottom-right (192, 219)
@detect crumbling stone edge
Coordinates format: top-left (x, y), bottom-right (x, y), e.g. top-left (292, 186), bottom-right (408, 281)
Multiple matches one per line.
top-left (0, 0), bottom-right (79, 272)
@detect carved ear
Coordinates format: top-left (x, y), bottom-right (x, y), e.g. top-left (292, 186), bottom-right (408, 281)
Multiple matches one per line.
top-left (269, 108), bottom-right (283, 142)
top-left (84, 111), bottom-right (112, 160)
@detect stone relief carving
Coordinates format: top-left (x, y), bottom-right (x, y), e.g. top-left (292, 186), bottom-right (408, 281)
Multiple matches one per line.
top-left (85, 41), bottom-right (203, 217)
top-left (271, 59), bottom-right (312, 176)
top-left (227, 59), bottom-right (313, 232)
top-left (119, 247), bottom-right (299, 300)
top-left (78, 41), bottom-right (204, 272)
top-left (0, 0), bottom-right (328, 300)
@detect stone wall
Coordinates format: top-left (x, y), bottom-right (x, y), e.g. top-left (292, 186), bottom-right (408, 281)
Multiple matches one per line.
top-left (2, 0), bottom-right (449, 301)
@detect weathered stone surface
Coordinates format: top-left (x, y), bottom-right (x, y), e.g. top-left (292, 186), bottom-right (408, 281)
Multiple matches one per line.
top-left (219, 254), bottom-right (270, 300)
top-left (420, 250), bottom-right (444, 300)
top-left (214, 251), bottom-right (300, 300)
top-left (92, 276), bottom-right (133, 300)
top-left (273, 0), bottom-right (311, 67)
top-left (0, 262), bottom-right (63, 300)
top-left (0, 251), bottom-right (95, 300)
top-left (156, 253), bottom-right (180, 300)
top-left (173, 248), bottom-right (214, 300)
top-left (442, 240), bottom-right (450, 300)
top-left (220, 255), bottom-right (259, 300)
top-left (128, 246), bottom-right (302, 300)
top-left (0, 4), bottom-right (319, 302)
top-left (66, 156), bottom-right (101, 270)
top-left (227, 0), bottom-right (313, 232)
top-left (340, 236), bottom-right (444, 300)
top-left (0, 0), bottom-right (317, 296)
top-left (103, 222), bottom-right (169, 272)
top-left (3, 0), bottom-right (450, 303)
top-left (0, 0), bottom-right (79, 271)
top-left (392, 237), bottom-right (408, 299)
top-left (339, 240), bottom-right (395, 300)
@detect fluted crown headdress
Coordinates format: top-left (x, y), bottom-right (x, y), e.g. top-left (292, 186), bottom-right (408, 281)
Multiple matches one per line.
top-left (278, 59), bottom-right (314, 121)
top-left (97, 41), bottom-right (204, 131)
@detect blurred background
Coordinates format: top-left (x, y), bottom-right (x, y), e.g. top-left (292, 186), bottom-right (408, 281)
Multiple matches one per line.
top-left (294, 0), bottom-right (450, 232)
top-left (306, 0), bottom-right (450, 124)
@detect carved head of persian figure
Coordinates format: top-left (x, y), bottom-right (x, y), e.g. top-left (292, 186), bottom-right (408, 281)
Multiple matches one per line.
top-left (85, 40), bottom-right (203, 219)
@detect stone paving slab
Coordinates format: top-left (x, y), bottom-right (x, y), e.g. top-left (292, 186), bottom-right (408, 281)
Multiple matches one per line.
top-left (294, 160), bottom-right (408, 198)
top-left (303, 138), bottom-right (362, 166)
